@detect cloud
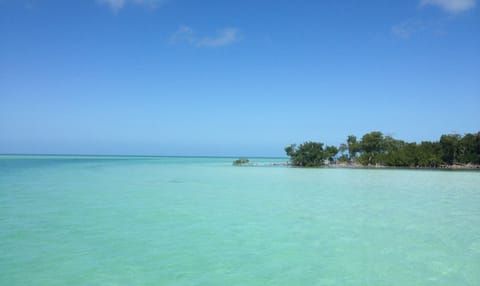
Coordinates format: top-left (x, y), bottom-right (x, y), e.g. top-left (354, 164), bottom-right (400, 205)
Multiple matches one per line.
top-left (391, 20), bottom-right (427, 39)
top-left (98, 0), bottom-right (126, 11)
top-left (132, 0), bottom-right (165, 9)
top-left (98, 0), bottom-right (165, 11)
top-left (170, 26), bottom-right (241, 48)
top-left (420, 0), bottom-right (476, 13)
top-left (196, 28), bottom-right (240, 47)
top-left (391, 19), bottom-right (449, 39)
top-left (170, 25), bottom-right (196, 45)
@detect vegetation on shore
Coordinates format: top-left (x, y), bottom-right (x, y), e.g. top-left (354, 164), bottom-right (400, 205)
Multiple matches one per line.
top-left (285, 131), bottom-right (480, 168)
top-left (233, 158), bottom-right (250, 165)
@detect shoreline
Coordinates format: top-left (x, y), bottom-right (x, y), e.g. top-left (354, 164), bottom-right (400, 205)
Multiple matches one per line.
top-left (324, 162), bottom-right (480, 170)
top-left (238, 161), bottom-right (480, 170)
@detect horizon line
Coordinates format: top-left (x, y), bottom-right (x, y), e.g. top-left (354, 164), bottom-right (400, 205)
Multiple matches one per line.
top-left (0, 153), bottom-right (289, 160)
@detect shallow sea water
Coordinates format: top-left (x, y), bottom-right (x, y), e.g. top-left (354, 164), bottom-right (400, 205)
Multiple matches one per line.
top-left (1, 155), bottom-right (479, 285)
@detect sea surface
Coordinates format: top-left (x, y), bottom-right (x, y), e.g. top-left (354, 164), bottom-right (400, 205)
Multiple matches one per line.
top-left (1, 155), bottom-right (479, 286)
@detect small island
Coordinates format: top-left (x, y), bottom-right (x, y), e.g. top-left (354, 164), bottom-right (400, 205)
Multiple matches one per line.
top-left (233, 158), bottom-right (250, 165)
top-left (285, 131), bottom-right (480, 169)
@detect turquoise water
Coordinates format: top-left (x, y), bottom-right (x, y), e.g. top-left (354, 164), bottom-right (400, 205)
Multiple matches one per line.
top-left (1, 155), bottom-right (479, 285)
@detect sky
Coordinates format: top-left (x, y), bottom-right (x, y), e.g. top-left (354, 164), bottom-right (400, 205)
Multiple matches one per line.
top-left (0, 0), bottom-right (479, 157)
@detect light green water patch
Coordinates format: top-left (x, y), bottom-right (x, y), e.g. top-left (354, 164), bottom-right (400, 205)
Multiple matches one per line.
top-left (1, 156), bottom-right (479, 285)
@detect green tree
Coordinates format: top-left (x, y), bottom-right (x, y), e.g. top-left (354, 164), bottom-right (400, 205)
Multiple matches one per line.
top-left (359, 131), bottom-right (384, 165)
top-left (337, 154), bottom-right (349, 163)
top-left (383, 135), bottom-right (405, 153)
top-left (387, 143), bottom-right (417, 167)
top-left (284, 144), bottom-right (296, 157)
top-left (346, 135), bottom-right (360, 161)
top-left (285, 141), bottom-right (326, 167)
top-left (416, 141), bottom-right (442, 168)
top-left (440, 134), bottom-right (461, 165)
top-left (324, 145), bottom-right (339, 163)
top-left (457, 133), bottom-right (480, 164)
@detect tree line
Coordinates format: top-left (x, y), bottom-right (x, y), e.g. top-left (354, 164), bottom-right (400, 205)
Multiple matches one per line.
top-left (285, 131), bottom-right (480, 168)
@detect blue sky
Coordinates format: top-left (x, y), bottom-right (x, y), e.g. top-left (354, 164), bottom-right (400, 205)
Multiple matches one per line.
top-left (0, 0), bottom-right (479, 157)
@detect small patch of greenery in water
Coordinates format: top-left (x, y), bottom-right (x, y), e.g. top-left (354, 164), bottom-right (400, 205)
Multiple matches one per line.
top-left (233, 158), bottom-right (250, 165)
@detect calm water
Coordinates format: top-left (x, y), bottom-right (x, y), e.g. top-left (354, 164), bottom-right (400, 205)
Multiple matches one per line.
top-left (1, 155), bottom-right (479, 285)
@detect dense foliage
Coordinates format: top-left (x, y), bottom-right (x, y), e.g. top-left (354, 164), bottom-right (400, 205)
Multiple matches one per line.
top-left (284, 142), bottom-right (338, 167)
top-left (233, 158), bottom-right (250, 165)
top-left (285, 131), bottom-right (480, 168)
